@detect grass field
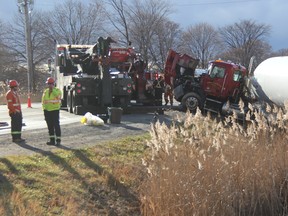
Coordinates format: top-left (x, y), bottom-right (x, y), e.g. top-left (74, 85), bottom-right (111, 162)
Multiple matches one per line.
top-left (0, 135), bottom-right (150, 215)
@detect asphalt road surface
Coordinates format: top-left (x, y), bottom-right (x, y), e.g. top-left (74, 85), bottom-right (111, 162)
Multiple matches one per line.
top-left (0, 103), bottom-right (83, 135)
top-left (0, 103), bottom-right (182, 157)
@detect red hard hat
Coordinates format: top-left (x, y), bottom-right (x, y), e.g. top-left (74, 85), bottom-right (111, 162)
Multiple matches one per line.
top-left (46, 77), bottom-right (55, 84)
top-left (9, 80), bottom-right (19, 88)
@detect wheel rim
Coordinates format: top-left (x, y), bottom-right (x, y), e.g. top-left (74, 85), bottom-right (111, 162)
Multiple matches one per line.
top-left (186, 96), bottom-right (198, 110)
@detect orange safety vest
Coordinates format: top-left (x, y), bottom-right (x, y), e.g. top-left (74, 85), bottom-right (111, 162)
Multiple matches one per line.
top-left (6, 90), bottom-right (21, 114)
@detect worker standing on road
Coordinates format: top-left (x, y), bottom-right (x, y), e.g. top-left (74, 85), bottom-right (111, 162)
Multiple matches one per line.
top-left (164, 84), bottom-right (173, 106)
top-left (42, 77), bottom-right (62, 146)
top-left (5, 80), bottom-right (25, 143)
top-left (153, 76), bottom-right (165, 106)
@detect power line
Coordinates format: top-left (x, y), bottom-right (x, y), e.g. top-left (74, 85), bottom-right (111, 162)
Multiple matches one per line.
top-left (175, 0), bottom-right (262, 6)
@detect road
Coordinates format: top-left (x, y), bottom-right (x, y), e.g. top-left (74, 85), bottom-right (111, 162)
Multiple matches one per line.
top-left (0, 103), bottom-right (82, 135)
top-left (0, 102), bottom-right (181, 157)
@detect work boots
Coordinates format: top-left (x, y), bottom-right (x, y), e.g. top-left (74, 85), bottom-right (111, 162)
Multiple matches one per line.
top-left (55, 139), bottom-right (61, 146)
top-left (13, 138), bottom-right (25, 143)
top-left (46, 138), bottom-right (55, 146)
top-left (46, 138), bottom-right (61, 146)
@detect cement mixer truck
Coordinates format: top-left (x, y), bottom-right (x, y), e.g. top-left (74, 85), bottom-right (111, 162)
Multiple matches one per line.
top-left (222, 56), bottom-right (288, 118)
top-left (252, 56), bottom-right (288, 107)
top-left (164, 49), bottom-right (288, 117)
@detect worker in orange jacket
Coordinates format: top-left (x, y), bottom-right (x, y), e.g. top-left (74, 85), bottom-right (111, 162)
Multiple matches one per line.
top-left (6, 80), bottom-right (25, 143)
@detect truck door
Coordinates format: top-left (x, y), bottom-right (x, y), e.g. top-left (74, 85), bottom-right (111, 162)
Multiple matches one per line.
top-left (225, 70), bottom-right (244, 102)
top-left (202, 65), bottom-right (227, 99)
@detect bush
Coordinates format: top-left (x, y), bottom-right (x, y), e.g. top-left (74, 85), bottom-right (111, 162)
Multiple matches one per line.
top-left (141, 106), bottom-right (288, 216)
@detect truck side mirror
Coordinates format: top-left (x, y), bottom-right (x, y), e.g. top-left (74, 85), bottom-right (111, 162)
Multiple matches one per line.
top-left (58, 54), bottom-right (65, 67)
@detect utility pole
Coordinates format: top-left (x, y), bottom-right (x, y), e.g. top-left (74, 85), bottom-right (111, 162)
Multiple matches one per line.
top-left (17, 0), bottom-right (34, 105)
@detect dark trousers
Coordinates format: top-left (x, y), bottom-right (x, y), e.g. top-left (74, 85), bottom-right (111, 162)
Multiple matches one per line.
top-left (10, 112), bottom-right (23, 140)
top-left (154, 89), bottom-right (163, 106)
top-left (44, 110), bottom-right (61, 141)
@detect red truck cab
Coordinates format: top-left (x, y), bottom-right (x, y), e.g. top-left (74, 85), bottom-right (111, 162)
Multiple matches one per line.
top-left (201, 60), bottom-right (247, 103)
top-left (164, 49), bottom-right (248, 112)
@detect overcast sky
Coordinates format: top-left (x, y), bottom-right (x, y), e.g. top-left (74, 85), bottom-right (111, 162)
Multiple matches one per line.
top-left (0, 0), bottom-right (286, 51)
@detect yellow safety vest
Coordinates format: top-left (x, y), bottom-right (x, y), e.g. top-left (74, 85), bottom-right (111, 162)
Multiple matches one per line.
top-left (42, 88), bottom-right (62, 111)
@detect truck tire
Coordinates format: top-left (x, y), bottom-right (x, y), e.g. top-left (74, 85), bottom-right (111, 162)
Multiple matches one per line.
top-left (181, 92), bottom-right (203, 112)
top-left (61, 88), bottom-right (67, 107)
top-left (72, 91), bottom-right (82, 114)
top-left (67, 90), bottom-right (73, 113)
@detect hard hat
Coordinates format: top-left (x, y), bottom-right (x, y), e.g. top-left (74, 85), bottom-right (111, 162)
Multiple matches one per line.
top-left (46, 77), bottom-right (55, 84)
top-left (9, 80), bottom-right (19, 88)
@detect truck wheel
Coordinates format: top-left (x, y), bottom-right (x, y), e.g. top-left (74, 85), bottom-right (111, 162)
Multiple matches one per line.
top-left (72, 91), bottom-right (82, 114)
top-left (113, 96), bottom-right (121, 107)
top-left (181, 92), bottom-right (202, 112)
top-left (121, 96), bottom-right (130, 108)
top-left (61, 89), bottom-right (67, 107)
top-left (67, 90), bottom-right (73, 113)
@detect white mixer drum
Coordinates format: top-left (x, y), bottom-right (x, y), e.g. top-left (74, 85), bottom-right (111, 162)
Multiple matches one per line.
top-left (253, 56), bottom-right (288, 106)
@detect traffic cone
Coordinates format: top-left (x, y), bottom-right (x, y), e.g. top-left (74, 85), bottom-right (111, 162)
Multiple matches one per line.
top-left (27, 94), bottom-right (32, 108)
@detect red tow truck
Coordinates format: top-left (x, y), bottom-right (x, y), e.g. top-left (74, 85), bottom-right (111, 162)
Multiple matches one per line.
top-left (164, 49), bottom-right (248, 114)
top-left (53, 37), bottom-right (162, 115)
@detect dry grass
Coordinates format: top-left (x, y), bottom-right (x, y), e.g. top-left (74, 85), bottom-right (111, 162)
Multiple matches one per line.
top-left (141, 104), bottom-right (288, 216)
top-left (0, 136), bottom-right (149, 215)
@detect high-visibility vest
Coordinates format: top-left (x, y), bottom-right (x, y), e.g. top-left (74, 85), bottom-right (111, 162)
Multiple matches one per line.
top-left (154, 79), bottom-right (164, 89)
top-left (6, 90), bottom-right (21, 114)
top-left (155, 81), bottom-right (161, 88)
top-left (42, 88), bottom-right (62, 111)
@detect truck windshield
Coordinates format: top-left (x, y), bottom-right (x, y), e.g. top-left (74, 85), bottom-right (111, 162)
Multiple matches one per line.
top-left (210, 66), bottom-right (225, 78)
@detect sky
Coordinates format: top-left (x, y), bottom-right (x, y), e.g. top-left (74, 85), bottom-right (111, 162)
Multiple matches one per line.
top-left (0, 0), bottom-right (287, 51)
top-left (171, 0), bottom-right (288, 51)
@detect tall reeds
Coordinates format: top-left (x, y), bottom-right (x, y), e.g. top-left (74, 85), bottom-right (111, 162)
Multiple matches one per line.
top-left (141, 105), bottom-right (288, 216)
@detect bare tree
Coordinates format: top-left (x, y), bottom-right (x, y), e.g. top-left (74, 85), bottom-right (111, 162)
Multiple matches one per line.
top-left (0, 24), bottom-right (19, 84)
top-left (2, 17), bottom-right (26, 65)
top-left (149, 19), bottom-right (181, 70)
top-left (1, 11), bottom-right (52, 91)
top-left (127, 0), bottom-right (172, 65)
top-left (41, 0), bottom-right (106, 45)
top-left (271, 48), bottom-right (288, 57)
top-left (0, 21), bottom-right (14, 71)
top-left (180, 23), bottom-right (220, 68)
top-left (104, 0), bottom-right (178, 69)
top-left (104, 0), bottom-right (130, 46)
top-left (219, 19), bottom-right (271, 68)
top-left (219, 40), bottom-right (272, 72)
